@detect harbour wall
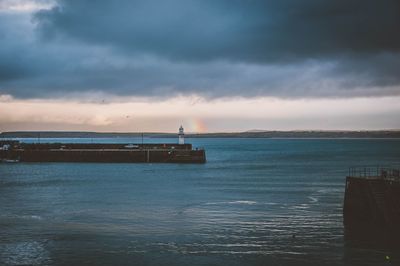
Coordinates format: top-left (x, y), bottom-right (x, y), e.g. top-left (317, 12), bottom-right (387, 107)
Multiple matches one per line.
top-left (0, 142), bottom-right (206, 163)
top-left (343, 169), bottom-right (400, 241)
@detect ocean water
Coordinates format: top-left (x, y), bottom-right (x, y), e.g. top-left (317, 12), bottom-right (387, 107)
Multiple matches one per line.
top-left (0, 138), bottom-right (399, 266)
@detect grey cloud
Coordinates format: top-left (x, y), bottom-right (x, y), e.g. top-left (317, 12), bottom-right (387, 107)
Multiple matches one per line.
top-left (4, 53), bottom-right (400, 99)
top-left (0, 0), bottom-right (400, 99)
top-left (0, 14), bottom-right (34, 81)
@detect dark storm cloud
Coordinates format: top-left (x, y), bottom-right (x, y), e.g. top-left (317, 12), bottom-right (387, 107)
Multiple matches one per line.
top-left (1, 0), bottom-right (400, 99)
top-left (34, 0), bottom-right (400, 62)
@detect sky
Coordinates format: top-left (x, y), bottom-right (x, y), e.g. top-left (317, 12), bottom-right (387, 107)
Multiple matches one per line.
top-left (0, 0), bottom-right (399, 133)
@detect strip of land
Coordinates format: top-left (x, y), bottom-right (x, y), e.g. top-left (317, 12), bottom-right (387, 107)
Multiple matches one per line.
top-left (1, 130), bottom-right (400, 138)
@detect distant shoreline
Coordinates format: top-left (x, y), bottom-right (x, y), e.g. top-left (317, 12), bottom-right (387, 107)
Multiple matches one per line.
top-left (1, 130), bottom-right (400, 139)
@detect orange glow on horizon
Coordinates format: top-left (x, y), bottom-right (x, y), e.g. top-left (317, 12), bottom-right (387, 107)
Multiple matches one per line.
top-left (1, 95), bottom-right (400, 132)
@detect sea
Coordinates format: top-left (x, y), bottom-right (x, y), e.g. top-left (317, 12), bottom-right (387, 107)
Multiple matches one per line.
top-left (0, 138), bottom-right (399, 266)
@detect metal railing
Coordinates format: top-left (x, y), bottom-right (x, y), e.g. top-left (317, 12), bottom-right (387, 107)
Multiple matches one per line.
top-left (348, 166), bottom-right (400, 179)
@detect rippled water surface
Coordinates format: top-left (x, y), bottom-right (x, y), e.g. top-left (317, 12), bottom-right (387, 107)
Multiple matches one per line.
top-left (1, 138), bottom-right (399, 265)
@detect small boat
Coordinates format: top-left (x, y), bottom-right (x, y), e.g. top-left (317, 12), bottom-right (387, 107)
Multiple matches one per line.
top-left (124, 144), bottom-right (139, 149)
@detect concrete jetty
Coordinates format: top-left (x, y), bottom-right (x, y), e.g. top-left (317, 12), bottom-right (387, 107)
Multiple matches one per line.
top-left (0, 127), bottom-right (206, 164)
top-left (0, 141), bottom-right (206, 163)
top-left (343, 166), bottom-right (400, 241)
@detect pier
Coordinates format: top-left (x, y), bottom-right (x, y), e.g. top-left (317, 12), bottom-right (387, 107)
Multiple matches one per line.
top-left (0, 127), bottom-right (206, 164)
top-left (343, 166), bottom-right (400, 241)
top-left (0, 141), bottom-right (206, 163)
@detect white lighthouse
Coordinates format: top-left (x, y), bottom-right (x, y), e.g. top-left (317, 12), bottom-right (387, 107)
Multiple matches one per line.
top-left (178, 125), bottom-right (185, 145)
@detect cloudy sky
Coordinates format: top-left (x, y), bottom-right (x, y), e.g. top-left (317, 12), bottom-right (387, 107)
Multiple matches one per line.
top-left (0, 0), bottom-right (399, 132)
